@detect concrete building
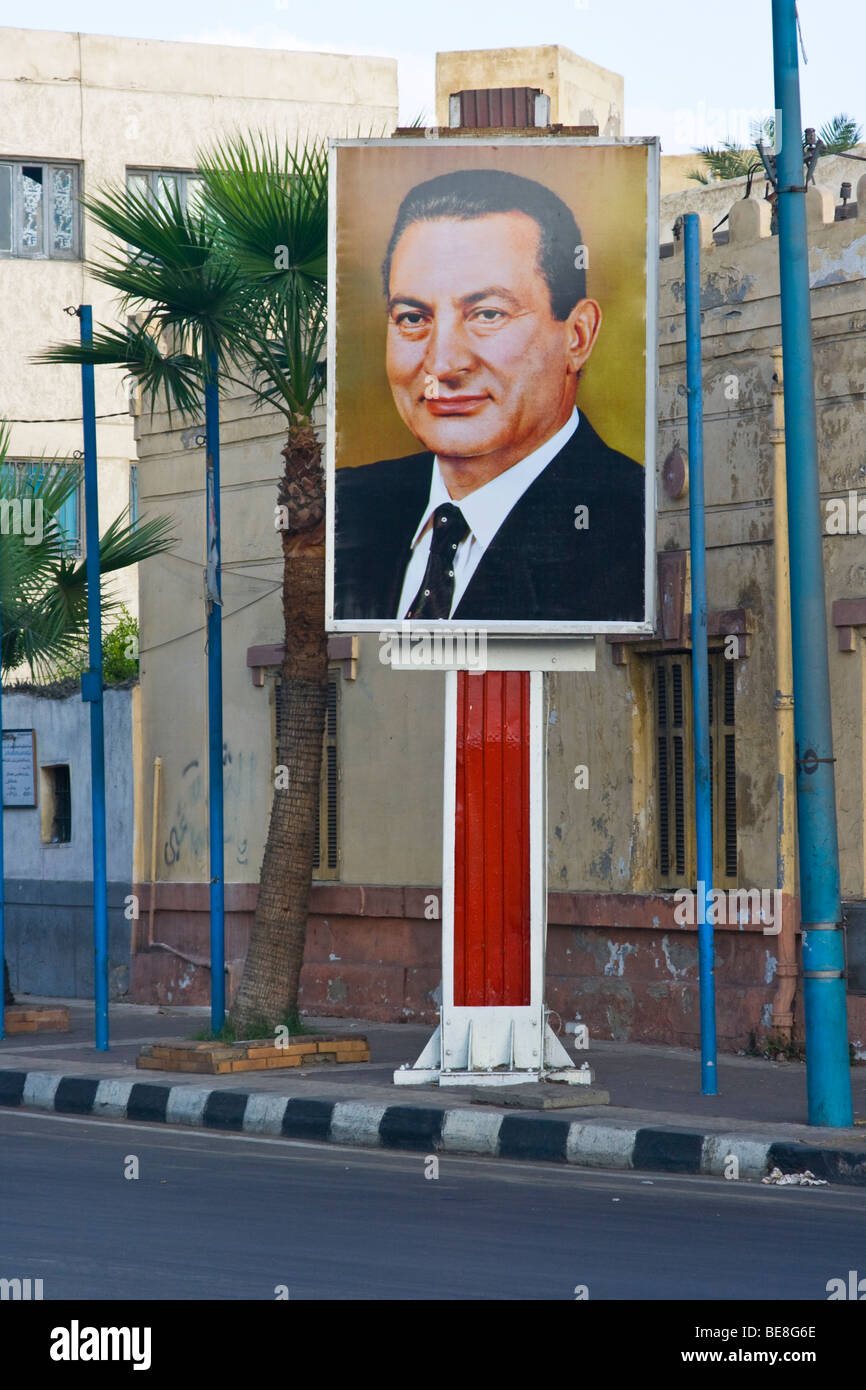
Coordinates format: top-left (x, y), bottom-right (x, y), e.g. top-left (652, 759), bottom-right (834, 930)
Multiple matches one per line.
top-left (0, 25), bottom-right (397, 619)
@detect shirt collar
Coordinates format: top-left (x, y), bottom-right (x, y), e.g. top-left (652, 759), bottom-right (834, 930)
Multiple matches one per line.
top-left (409, 409), bottom-right (580, 552)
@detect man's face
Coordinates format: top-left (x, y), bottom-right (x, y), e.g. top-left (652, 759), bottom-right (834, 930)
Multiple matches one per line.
top-left (386, 211), bottom-right (600, 475)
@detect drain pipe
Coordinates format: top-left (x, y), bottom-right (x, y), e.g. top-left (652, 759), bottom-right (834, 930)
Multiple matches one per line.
top-left (770, 348), bottom-right (798, 1038)
top-left (147, 756), bottom-right (162, 949)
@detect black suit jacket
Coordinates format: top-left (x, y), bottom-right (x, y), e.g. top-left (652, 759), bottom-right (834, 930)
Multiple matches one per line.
top-left (334, 415), bottom-right (645, 622)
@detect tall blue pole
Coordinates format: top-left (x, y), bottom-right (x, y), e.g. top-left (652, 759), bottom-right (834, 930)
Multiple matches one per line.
top-left (78, 306), bottom-right (109, 1052)
top-left (205, 350), bottom-right (225, 1032)
top-left (0, 549), bottom-right (5, 1041)
top-left (684, 214), bottom-right (718, 1095)
top-left (772, 0), bottom-right (852, 1126)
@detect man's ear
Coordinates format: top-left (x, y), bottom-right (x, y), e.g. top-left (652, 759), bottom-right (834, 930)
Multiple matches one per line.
top-left (565, 299), bottom-right (602, 375)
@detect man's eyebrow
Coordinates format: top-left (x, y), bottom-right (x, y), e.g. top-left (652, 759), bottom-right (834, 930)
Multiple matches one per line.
top-left (461, 285), bottom-right (522, 308)
top-left (388, 286), bottom-right (523, 314)
top-left (388, 294), bottom-right (432, 314)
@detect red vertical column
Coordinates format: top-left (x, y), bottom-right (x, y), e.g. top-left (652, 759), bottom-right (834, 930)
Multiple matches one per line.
top-left (453, 671), bottom-right (531, 1006)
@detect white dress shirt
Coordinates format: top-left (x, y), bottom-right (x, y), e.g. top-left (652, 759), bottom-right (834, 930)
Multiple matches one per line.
top-left (397, 409), bottom-right (580, 619)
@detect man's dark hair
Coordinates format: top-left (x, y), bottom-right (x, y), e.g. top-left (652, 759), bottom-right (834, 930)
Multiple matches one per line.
top-left (382, 168), bottom-right (586, 319)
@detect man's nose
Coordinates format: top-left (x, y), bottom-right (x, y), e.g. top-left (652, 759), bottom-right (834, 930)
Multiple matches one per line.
top-left (424, 315), bottom-right (474, 380)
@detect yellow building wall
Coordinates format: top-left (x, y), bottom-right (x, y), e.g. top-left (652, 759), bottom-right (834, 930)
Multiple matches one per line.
top-left (435, 45), bottom-right (623, 134)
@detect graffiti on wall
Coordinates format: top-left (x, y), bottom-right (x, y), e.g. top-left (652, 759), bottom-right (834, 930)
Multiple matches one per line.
top-left (164, 743), bottom-right (256, 868)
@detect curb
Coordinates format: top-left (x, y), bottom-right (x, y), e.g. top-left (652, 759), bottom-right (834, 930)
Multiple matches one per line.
top-left (2, 1069), bottom-right (866, 1184)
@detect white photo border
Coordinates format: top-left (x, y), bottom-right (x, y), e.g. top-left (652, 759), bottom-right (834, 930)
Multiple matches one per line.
top-left (325, 135), bottom-right (659, 638)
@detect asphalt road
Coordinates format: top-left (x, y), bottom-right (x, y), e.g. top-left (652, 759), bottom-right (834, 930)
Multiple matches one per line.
top-left (1, 1108), bottom-right (864, 1301)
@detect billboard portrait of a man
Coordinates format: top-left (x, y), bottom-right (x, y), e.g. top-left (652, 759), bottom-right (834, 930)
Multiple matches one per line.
top-left (327, 139), bottom-right (657, 633)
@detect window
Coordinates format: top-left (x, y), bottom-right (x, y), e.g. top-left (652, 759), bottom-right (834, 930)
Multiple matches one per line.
top-left (654, 651), bottom-right (737, 888)
top-left (0, 460), bottom-right (80, 553)
top-left (126, 169), bottom-right (205, 216)
top-left (40, 765), bottom-right (72, 844)
top-left (0, 162), bottom-right (80, 259)
top-left (274, 668), bottom-right (340, 879)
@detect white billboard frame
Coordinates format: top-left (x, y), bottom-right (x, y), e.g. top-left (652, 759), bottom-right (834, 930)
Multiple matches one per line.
top-left (325, 135), bottom-right (659, 639)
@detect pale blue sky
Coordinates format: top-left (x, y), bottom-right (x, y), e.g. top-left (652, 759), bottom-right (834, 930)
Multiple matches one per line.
top-left (3, 0), bottom-right (864, 154)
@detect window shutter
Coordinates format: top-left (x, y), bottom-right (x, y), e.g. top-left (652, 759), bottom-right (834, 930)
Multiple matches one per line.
top-left (653, 651), bottom-right (737, 887)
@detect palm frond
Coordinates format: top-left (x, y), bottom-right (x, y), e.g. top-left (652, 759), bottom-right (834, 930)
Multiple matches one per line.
top-left (198, 131), bottom-right (328, 305)
top-left (0, 422), bottom-right (175, 677)
top-left (34, 130), bottom-right (332, 445)
top-left (244, 298), bottom-right (329, 420)
top-left (819, 113), bottom-right (863, 153)
top-left (83, 507), bottom-right (175, 577)
top-left (691, 142), bottom-right (762, 182)
top-left (34, 322), bottom-right (207, 420)
top-left (71, 183), bottom-right (249, 375)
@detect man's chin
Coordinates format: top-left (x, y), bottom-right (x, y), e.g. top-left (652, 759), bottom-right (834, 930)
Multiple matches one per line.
top-left (406, 419), bottom-right (504, 460)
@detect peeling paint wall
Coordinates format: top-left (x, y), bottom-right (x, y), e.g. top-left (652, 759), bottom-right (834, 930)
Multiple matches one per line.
top-left (544, 206), bottom-right (866, 902)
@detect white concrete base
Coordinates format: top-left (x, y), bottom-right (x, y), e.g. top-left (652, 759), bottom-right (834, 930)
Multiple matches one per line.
top-left (438, 1069), bottom-right (541, 1087)
top-left (546, 1066), bottom-right (595, 1085)
top-left (393, 1067), bottom-right (441, 1086)
top-left (393, 1023), bottom-right (596, 1087)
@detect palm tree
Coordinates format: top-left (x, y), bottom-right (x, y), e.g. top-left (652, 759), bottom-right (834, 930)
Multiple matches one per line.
top-left (0, 422), bottom-right (174, 1004)
top-left (38, 134), bottom-right (331, 1034)
top-left (688, 140), bottom-right (763, 186)
top-left (0, 424), bottom-right (173, 678)
top-left (687, 112), bottom-right (863, 184)
top-left (819, 113), bottom-right (863, 155)
top-left (198, 135), bottom-right (329, 1035)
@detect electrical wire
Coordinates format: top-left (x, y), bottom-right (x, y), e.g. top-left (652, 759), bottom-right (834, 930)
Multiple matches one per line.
top-left (142, 549), bottom-right (282, 582)
top-left (137, 582), bottom-right (282, 657)
top-left (3, 412), bottom-right (130, 423)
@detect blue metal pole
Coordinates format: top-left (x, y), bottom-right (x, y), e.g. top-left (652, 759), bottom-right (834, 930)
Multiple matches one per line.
top-left (205, 351), bottom-right (225, 1032)
top-left (78, 305), bottom-right (109, 1051)
top-left (0, 552), bottom-right (5, 1041)
top-left (684, 214), bottom-right (718, 1095)
top-left (771, 0), bottom-right (852, 1126)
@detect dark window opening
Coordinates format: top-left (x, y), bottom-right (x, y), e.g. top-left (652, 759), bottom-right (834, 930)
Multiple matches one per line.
top-left (41, 764), bottom-right (71, 844)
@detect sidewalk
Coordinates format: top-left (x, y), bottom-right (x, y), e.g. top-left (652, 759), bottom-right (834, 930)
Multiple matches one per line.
top-left (2, 998), bottom-right (865, 1182)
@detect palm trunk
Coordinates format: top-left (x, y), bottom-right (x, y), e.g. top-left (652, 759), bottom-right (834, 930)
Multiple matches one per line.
top-left (231, 423), bottom-right (328, 1034)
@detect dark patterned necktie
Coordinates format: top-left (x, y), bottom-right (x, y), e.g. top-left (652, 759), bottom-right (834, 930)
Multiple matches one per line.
top-left (404, 503), bottom-right (470, 619)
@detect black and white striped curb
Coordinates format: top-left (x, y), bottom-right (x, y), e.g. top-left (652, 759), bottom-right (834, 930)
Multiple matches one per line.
top-left (2, 1069), bottom-right (865, 1183)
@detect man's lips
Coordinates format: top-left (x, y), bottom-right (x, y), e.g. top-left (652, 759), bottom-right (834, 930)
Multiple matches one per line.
top-left (423, 394), bottom-right (490, 416)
